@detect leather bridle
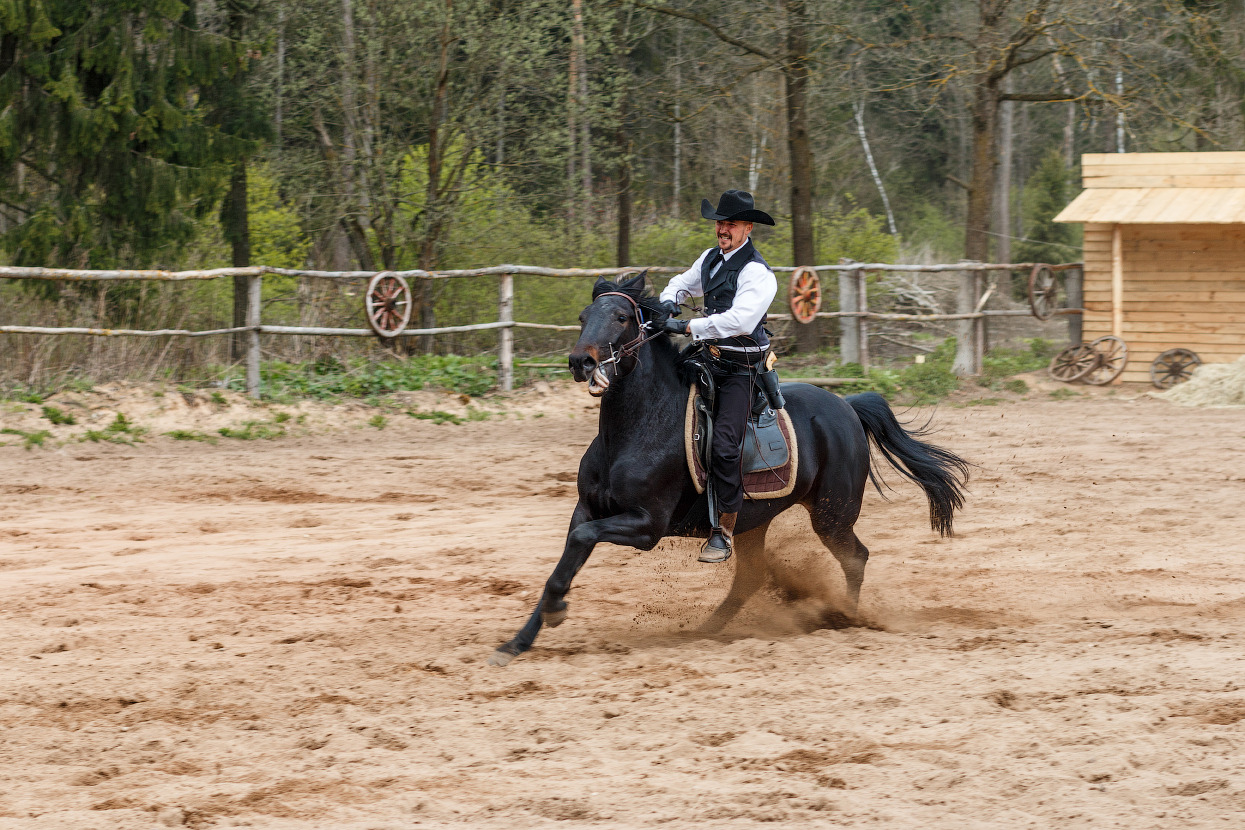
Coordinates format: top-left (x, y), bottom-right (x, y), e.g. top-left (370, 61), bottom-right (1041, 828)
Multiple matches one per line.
top-left (590, 291), bottom-right (662, 383)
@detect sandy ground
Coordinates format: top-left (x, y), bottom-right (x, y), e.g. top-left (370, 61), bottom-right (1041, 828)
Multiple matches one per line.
top-left (2, 382), bottom-right (1245, 829)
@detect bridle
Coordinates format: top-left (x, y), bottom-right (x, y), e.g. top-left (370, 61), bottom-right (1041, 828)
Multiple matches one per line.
top-left (590, 291), bottom-right (663, 383)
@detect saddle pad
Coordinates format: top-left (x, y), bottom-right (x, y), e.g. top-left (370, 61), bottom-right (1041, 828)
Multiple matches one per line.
top-left (683, 387), bottom-right (798, 500)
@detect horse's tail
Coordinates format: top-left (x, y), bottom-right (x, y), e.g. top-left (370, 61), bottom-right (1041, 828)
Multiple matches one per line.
top-left (846, 392), bottom-right (970, 537)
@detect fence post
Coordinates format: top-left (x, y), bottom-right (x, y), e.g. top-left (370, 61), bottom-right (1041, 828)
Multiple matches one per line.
top-left (838, 259), bottom-right (859, 365)
top-left (952, 262), bottom-right (979, 376)
top-left (857, 268), bottom-right (870, 373)
top-left (245, 272), bottom-right (262, 398)
top-left (498, 273), bottom-right (514, 392)
top-left (1065, 265), bottom-right (1084, 345)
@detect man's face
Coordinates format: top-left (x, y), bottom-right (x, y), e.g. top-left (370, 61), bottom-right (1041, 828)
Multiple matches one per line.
top-left (715, 219), bottom-right (753, 253)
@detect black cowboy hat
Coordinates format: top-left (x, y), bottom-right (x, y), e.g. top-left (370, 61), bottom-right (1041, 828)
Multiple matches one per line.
top-left (700, 189), bottom-right (775, 226)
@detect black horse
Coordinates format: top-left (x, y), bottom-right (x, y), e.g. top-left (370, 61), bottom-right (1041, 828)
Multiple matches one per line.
top-left (488, 272), bottom-right (969, 666)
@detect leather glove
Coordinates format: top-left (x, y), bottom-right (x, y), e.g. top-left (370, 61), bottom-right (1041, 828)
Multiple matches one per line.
top-left (660, 300), bottom-right (681, 318)
top-left (662, 318), bottom-right (689, 335)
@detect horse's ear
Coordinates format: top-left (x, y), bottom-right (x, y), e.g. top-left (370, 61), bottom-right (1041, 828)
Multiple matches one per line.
top-left (622, 270), bottom-right (647, 292)
top-left (591, 276), bottom-right (612, 299)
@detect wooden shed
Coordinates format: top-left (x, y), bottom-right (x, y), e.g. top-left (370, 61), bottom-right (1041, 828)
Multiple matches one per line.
top-left (1054, 152), bottom-right (1245, 383)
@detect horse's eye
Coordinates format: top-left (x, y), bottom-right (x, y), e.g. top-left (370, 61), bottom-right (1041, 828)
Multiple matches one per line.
top-left (617, 314), bottom-right (628, 323)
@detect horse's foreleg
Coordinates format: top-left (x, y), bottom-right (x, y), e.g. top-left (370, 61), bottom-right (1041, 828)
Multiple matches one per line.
top-left (699, 520), bottom-right (770, 635)
top-left (489, 506), bottom-right (660, 667)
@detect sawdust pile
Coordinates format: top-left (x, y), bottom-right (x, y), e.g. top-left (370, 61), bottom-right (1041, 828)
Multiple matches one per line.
top-left (1155, 355), bottom-right (1245, 407)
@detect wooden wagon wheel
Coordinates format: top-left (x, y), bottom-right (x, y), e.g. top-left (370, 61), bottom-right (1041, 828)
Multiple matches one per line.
top-left (1049, 343), bottom-right (1099, 383)
top-left (1083, 335), bottom-right (1128, 386)
top-left (365, 271), bottom-right (412, 338)
top-left (1150, 348), bottom-right (1201, 389)
top-left (788, 266), bottom-right (822, 324)
top-left (1027, 264), bottom-right (1060, 321)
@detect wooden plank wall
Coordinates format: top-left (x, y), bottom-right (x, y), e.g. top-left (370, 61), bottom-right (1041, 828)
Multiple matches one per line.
top-left (1082, 222), bottom-right (1245, 383)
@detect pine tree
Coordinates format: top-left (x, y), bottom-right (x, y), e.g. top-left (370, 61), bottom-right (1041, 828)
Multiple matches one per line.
top-left (0, 0), bottom-right (261, 267)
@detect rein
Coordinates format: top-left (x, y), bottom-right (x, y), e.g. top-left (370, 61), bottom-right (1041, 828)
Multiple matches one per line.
top-left (593, 291), bottom-right (663, 380)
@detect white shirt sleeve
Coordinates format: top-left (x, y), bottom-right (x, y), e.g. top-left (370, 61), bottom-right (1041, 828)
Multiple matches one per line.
top-left (687, 260), bottom-right (777, 341)
top-left (659, 249), bottom-right (711, 304)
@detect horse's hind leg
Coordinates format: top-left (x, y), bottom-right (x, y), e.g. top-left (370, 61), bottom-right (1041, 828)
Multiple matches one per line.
top-left (699, 520), bottom-right (770, 635)
top-left (809, 508), bottom-right (870, 614)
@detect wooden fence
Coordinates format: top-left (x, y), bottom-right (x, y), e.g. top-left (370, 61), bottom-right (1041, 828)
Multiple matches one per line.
top-left (0, 261), bottom-right (1083, 397)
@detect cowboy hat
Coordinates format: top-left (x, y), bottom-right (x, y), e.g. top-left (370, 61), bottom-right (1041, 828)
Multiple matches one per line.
top-left (700, 189), bottom-right (776, 226)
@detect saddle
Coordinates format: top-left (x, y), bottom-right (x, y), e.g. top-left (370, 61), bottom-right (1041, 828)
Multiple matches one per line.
top-left (682, 362), bottom-right (797, 501)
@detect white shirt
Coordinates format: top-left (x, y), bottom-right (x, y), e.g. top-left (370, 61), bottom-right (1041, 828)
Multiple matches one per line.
top-left (659, 239), bottom-right (777, 342)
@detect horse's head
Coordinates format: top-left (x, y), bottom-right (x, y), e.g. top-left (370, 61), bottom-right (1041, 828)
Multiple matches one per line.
top-left (570, 271), bottom-right (664, 396)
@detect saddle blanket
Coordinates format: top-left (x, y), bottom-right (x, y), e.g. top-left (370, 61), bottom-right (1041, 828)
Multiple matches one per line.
top-left (683, 387), bottom-right (798, 500)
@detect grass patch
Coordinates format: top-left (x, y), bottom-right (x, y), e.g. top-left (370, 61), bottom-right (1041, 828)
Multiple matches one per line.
top-left (209, 391), bottom-right (227, 405)
top-left (218, 420), bottom-right (286, 440)
top-left (1, 428), bottom-right (52, 449)
top-left (1049, 387), bottom-right (1081, 400)
top-left (368, 414), bottom-right (387, 429)
top-left (83, 413), bottom-right (147, 444)
top-left (41, 406), bottom-right (76, 425)
top-left (245, 354), bottom-right (499, 401)
top-left (165, 429), bottom-right (218, 443)
top-left (960, 397), bottom-right (1004, 407)
top-left (979, 339), bottom-right (1057, 389)
top-left (409, 410), bottom-right (462, 425)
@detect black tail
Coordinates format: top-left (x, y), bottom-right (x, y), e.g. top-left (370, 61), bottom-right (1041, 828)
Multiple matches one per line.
top-left (846, 392), bottom-right (970, 537)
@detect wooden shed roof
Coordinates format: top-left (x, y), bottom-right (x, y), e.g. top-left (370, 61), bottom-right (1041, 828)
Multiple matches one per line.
top-left (1055, 152), bottom-right (1245, 224)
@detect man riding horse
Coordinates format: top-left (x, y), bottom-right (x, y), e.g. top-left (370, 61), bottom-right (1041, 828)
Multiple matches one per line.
top-left (659, 189), bottom-right (782, 565)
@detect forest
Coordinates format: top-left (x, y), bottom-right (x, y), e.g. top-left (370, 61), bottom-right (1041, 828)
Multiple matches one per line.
top-left (1, 0), bottom-right (1243, 391)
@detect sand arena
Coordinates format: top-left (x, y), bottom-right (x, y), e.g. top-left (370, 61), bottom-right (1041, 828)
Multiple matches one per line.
top-left (1, 382), bottom-right (1244, 828)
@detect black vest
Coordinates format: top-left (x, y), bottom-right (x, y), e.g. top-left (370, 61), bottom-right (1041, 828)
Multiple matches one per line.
top-left (699, 239), bottom-right (770, 348)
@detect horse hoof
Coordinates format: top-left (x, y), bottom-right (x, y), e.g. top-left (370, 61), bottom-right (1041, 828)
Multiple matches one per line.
top-left (543, 607), bottom-right (568, 628)
top-left (487, 649), bottom-right (516, 668)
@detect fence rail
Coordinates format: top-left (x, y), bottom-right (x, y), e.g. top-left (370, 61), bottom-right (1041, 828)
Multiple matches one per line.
top-left (0, 260), bottom-right (1083, 396)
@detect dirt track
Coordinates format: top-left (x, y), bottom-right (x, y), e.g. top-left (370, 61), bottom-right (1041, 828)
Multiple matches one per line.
top-left (2, 386), bottom-right (1245, 828)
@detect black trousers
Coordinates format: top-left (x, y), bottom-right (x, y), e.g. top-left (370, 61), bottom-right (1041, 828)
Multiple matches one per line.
top-left (711, 370), bottom-right (753, 515)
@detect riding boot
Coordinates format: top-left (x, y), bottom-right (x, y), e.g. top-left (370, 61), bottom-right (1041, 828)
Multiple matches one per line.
top-left (699, 512), bottom-right (738, 564)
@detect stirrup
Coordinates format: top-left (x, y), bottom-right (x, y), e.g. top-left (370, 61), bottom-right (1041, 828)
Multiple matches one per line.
top-left (699, 531), bottom-right (733, 564)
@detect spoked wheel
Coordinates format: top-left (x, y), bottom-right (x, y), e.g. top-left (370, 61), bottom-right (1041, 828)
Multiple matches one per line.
top-left (788, 266), bottom-right (822, 324)
top-left (1150, 348), bottom-right (1201, 389)
top-left (1028, 264), bottom-right (1060, 321)
top-left (365, 271), bottom-right (412, 338)
top-left (1083, 335), bottom-right (1128, 385)
top-left (1049, 343), bottom-right (1099, 383)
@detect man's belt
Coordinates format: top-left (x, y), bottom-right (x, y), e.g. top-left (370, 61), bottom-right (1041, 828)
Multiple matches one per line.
top-left (704, 343), bottom-right (768, 368)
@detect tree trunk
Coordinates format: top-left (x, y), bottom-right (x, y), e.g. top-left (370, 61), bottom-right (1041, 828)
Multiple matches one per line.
top-left (415, 1), bottom-right (454, 350)
top-left (616, 50), bottom-right (632, 266)
top-left (784, 0), bottom-right (817, 352)
top-left (672, 23), bottom-right (682, 216)
top-left (275, 6), bottom-right (285, 148)
top-left (223, 162), bottom-right (250, 363)
top-left (573, 0), bottom-right (591, 216)
top-left (964, 78), bottom-right (1000, 263)
top-left (566, 6), bottom-right (579, 230)
top-left (994, 77), bottom-right (1014, 264)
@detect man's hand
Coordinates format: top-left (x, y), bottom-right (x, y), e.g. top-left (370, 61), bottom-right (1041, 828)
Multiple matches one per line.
top-left (660, 300), bottom-right (681, 318)
top-left (662, 318), bottom-right (689, 335)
